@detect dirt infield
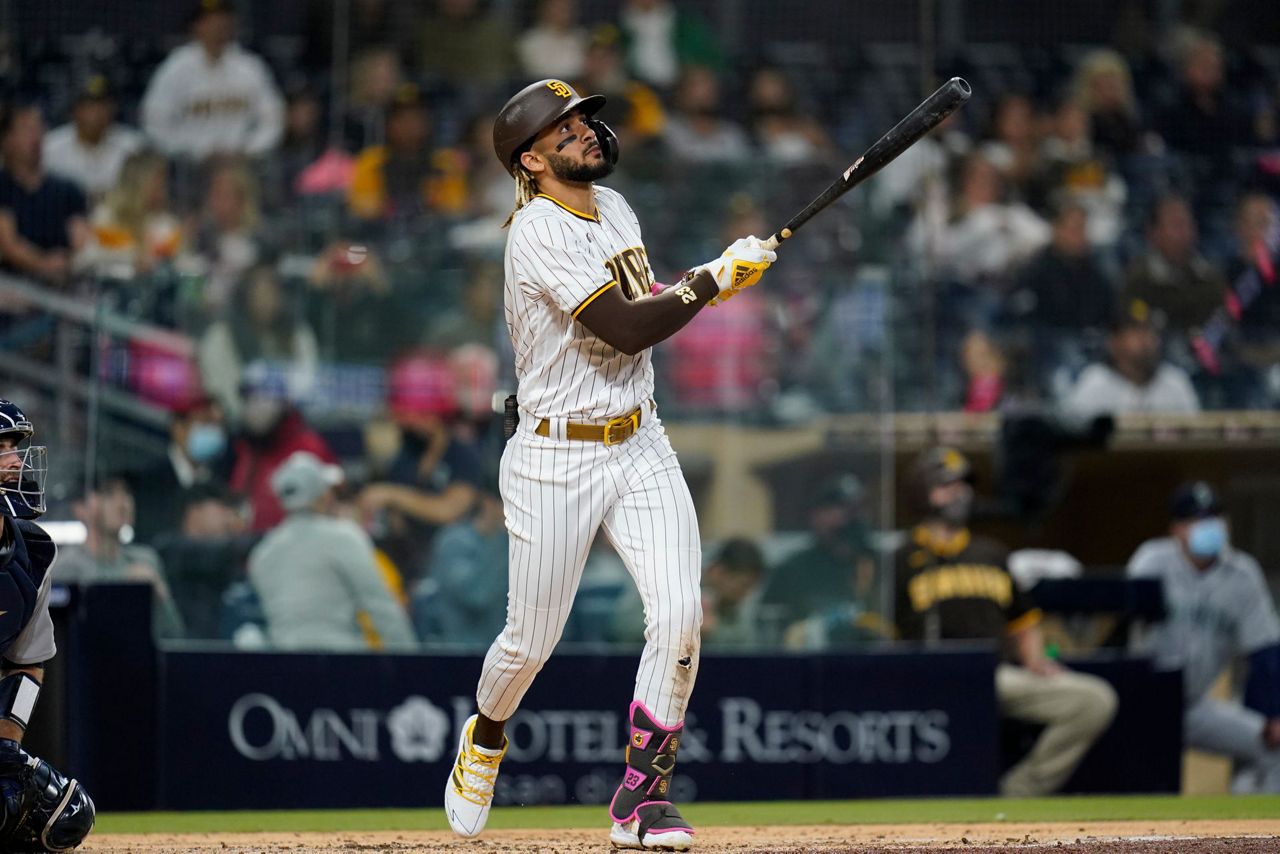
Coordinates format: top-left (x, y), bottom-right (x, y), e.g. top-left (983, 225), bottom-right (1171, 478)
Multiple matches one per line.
top-left (84, 820), bottom-right (1280, 853)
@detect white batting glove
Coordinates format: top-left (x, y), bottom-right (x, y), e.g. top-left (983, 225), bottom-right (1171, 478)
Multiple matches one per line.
top-left (697, 236), bottom-right (776, 305)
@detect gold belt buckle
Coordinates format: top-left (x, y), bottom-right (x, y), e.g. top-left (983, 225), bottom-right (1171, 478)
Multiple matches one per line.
top-left (603, 409), bottom-right (639, 446)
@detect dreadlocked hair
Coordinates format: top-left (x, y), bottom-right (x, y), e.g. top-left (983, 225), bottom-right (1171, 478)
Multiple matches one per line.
top-left (502, 166), bottom-right (539, 229)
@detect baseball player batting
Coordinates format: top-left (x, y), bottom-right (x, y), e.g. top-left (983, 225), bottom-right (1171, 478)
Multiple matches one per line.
top-left (443, 79), bottom-right (775, 851)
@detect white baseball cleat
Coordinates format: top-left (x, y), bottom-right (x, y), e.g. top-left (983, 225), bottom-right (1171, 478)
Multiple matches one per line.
top-left (443, 714), bottom-right (507, 838)
top-left (610, 819), bottom-right (693, 851)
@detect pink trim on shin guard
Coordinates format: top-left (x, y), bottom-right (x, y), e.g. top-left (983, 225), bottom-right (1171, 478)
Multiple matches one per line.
top-left (609, 699), bottom-right (692, 840)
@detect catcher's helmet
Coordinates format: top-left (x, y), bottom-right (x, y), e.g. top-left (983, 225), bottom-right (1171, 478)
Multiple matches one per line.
top-left (906, 446), bottom-right (973, 516)
top-left (0, 399), bottom-right (46, 519)
top-left (492, 79), bottom-right (617, 176)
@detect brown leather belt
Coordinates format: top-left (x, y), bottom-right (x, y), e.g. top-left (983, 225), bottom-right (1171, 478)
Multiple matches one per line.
top-left (535, 404), bottom-right (644, 445)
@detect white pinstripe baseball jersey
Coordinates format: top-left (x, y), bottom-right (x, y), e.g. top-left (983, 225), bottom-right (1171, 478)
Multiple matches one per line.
top-left (504, 186), bottom-right (656, 421)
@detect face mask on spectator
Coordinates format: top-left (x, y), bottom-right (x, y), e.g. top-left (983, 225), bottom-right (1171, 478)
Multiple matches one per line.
top-left (186, 423), bottom-right (227, 462)
top-left (934, 494), bottom-right (973, 526)
top-left (1187, 517), bottom-right (1227, 559)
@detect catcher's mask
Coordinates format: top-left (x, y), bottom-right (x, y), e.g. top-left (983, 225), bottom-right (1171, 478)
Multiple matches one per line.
top-left (0, 399), bottom-right (47, 519)
top-left (493, 79), bottom-right (618, 176)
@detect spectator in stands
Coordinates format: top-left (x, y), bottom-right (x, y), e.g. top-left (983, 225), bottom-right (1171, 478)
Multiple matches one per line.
top-left (348, 84), bottom-right (466, 221)
top-left (197, 263), bottom-right (319, 425)
top-left (412, 488), bottom-right (507, 646)
top-left (895, 447), bottom-right (1117, 796)
top-left (302, 0), bottom-right (408, 70)
top-left (42, 74), bottom-right (143, 201)
top-left (227, 364), bottom-right (336, 533)
top-left (1121, 194), bottom-right (1224, 337)
top-left (1061, 304), bottom-right (1200, 418)
top-left (574, 25), bottom-right (666, 149)
top-left (1188, 191), bottom-right (1280, 408)
top-left (1154, 31), bottom-right (1254, 185)
top-left (662, 66), bottom-right (752, 164)
top-left (0, 103), bottom-right (89, 285)
top-left (358, 351), bottom-right (481, 582)
top-left (763, 473), bottom-right (881, 648)
top-left (909, 152), bottom-right (1050, 292)
top-left (187, 158), bottom-right (263, 317)
top-left (269, 83), bottom-right (327, 208)
top-left (306, 241), bottom-right (406, 363)
top-left (1230, 193), bottom-right (1280, 391)
top-left (1010, 198), bottom-right (1116, 335)
top-left (1128, 481), bottom-right (1280, 793)
top-left (980, 92), bottom-right (1042, 202)
top-left (425, 257), bottom-right (502, 349)
top-left (140, 0), bottom-right (284, 163)
top-left (56, 476), bottom-right (186, 639)
top-left (617, 0), bottom-right (724, 90)
top-left (249, 451), bottom-right (415, 651)
top-left (1071, 48), bottom-right (1145, 159)
top-left (961, 330), bottom-right (1007, 413)
top-left (86, 151), bottom-right (183, 279)
top-left (415, 0), bottom-right (515, 91)
top-left (152, 482), bottom-right (251, 639)
top-left (343, 47), bottom-right (404, 152)
top-left (129, 394), bottom-right (231, 544)
top-left (745, 66), bottom-right (833, 165)
top-left (517, 0), bottom-right (589, 81)
top-left (445, 112), bottom-right (517, 250)
top-left (871, 109), bottom-right (971, 217)
top-left (1036, 97), bottom-right (1126, 248)
top-left (700, 538), bottom-right (776, 650)
top-left (666, 194), bottom-right (777, 413)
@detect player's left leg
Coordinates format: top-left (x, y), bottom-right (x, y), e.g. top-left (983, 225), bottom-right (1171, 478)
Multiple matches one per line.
top-left (1185, 697), bottom-right (1280, 793)
top-left (996, 664), bottom-right (1118, 797)
top-left (600, 416), bottom-right (701, 851)
top-left (446, 430), bottom-right (610, 838)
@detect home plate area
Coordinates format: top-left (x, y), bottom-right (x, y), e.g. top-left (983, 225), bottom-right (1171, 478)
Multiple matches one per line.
top-left (82, 820), bottom-right (1280, 853)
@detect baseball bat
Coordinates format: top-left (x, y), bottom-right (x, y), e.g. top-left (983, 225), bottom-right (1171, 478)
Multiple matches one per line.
top-left (762, 76), bottom-right (972, 251)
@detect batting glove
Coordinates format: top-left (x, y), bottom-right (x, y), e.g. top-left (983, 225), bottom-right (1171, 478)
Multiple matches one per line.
top-left (698, 236), bottom-right (776, 305)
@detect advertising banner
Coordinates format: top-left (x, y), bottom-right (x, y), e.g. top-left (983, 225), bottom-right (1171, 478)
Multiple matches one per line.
top-left (158, 648), bottom-right (1000, 809)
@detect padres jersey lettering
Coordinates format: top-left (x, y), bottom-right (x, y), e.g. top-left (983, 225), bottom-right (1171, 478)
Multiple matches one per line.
top-left (895, 526), bottom-right (1039, 644)
top-left (605, 247), bottom-right (654, 301)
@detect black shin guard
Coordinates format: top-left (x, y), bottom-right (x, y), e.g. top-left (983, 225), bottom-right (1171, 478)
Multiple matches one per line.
top-left (608, 701), bottom-right (693, 843)
top-left (0, 739), bottom-right (95, 851)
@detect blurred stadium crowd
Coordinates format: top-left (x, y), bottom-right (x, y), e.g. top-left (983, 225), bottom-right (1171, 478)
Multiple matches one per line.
top-left (0, 0), bottom-right (1279, 649)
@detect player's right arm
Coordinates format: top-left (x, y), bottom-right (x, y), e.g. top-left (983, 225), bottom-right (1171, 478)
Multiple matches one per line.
top-left (513, 218), bottom-right (774, 355)
top-left (578, 238), bottom-right (776, 354)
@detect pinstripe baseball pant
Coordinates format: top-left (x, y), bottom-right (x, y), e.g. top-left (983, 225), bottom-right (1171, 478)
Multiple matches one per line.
top-left (476, 409), bottom-right (702, 728)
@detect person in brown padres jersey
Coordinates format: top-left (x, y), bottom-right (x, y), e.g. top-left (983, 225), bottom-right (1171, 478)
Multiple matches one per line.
top-left (894, 447), bottom-right (1118, 796)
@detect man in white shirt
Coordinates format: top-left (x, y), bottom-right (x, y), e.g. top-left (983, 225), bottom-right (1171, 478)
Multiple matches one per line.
top-left (42, 75), bottom-right (142, 200)
top-left (1062, 305), bottom-right (1200, 419)
top-left (141, 0), bottom-right (284, 162)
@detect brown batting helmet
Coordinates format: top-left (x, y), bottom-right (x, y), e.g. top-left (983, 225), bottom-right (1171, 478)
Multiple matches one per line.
top-left (492, 79), bottom-right (607, 176)
top-left (907, 446), bottom-right (974, 515)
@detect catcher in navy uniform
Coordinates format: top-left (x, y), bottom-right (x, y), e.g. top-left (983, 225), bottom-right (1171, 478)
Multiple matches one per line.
top-left (0, 399), bottom-right (95, 851)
